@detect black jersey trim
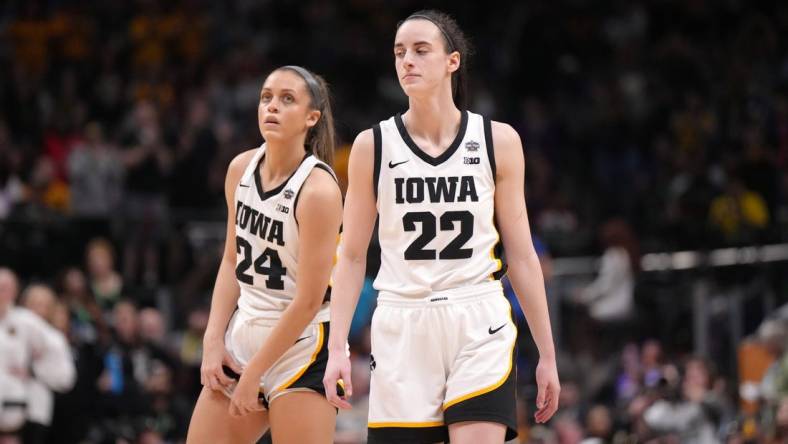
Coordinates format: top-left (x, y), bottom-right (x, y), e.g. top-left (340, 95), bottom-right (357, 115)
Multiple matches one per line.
top-left (492, 216), bottom-right (508, 280)
top-left (367, 425), bottom-right (447, 443)
top-left (313, 163), bottom-right (338, 183)
top-left (293, 162), bottom-right (339, 227)
top-left (313, 162), bottom-right (339, 304)
top-left (483, 116), bottom-right (496, 181)
top-left (394, 110), bottom-right (468, 166)
top-left (485, 116), bottom-right (505, 279)
top-left (253, 152), bottom-right (310, 201)
top-left (372, 124), bottom-right (382, 199)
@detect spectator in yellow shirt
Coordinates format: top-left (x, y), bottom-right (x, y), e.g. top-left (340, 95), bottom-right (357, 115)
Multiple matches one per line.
top-left (709, 177), bottom-right (769, 243)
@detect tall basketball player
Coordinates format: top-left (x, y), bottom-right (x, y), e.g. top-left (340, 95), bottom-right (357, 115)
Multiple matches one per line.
top-left (186, 66), bottom-right (342, 444)
top-left (323, 11), bottom-right (560, 444)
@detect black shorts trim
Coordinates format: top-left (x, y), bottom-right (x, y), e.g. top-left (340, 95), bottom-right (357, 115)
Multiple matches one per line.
top-left (443, 317), bottom-right (518, 442)
top-left (222, 364), bottom-right (269, 408)
top-left (275, 322), bottom-right (329, 397)
top-left (367, 425), bottom-right (447, 444)
top-left (443, 371), bottom-right (518, 441)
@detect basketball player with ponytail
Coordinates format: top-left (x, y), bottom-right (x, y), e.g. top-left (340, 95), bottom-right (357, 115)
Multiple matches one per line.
top-left (324, 11), bottom-right (560, 443)
top-left (186, 66), bottom-right (342, 444)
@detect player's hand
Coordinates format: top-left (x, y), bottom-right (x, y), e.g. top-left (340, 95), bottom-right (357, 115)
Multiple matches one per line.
top-left (534, 357), bottom-right (560, 423)
top-left (200, 337), bottom-right (242, 391)
top-left (323, 351), bottom-right (353, 410)
top-left (229, 372), bottom-right (265, 417)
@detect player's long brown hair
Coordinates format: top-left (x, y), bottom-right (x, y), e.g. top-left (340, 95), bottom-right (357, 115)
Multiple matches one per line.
top-left (277, 66), bottom-right (335, 166)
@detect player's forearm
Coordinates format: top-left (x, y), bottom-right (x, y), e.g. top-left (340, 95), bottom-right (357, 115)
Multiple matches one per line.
top-left (508, 254), bottom-right (556, 361)
top-left (204, 257), bottom-right (241, 343)
top-left (327, 256), bottom-right (366, 353)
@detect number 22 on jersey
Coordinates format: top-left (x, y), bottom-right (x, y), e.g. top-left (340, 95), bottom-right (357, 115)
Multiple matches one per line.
top-left (403, 210), bottom-right (474, 260)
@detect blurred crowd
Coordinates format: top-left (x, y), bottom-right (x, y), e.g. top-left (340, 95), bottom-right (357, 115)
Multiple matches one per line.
top-left (2, 241), bottom-right (788, 443)
top-left (1, 0), bottom-right (788, 443)
top-left (0, 241), bottom-right (204, 443)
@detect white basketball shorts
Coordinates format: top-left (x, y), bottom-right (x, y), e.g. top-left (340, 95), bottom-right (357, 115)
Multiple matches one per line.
top-left (367, 280), bottom-right (518, 443)
top-left (223, 308), bottom-right (329, 408)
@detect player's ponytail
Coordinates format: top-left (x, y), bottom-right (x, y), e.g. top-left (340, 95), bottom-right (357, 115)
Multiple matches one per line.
top-left (306, 74), bottom-right (335, 166)
top-left (399, 10), bottom-right (473, 110)
top-left (278, 66), bottom-right (335, 166)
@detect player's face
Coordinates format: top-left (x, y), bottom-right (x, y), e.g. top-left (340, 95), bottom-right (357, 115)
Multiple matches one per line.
top-left (394, 19), bottom-right (459, 99)
top-left (258, 70), bottom-right (321, 143)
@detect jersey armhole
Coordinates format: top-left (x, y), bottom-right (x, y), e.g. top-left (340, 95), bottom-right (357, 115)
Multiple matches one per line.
top-left (483, 116), bottom-right (496, 182)
top-left (373, 124), bottom-right (382, 199)
top-left (485, 117), bottom-right (507, 280)
top-left (293, 163), bottom-right (339, 227)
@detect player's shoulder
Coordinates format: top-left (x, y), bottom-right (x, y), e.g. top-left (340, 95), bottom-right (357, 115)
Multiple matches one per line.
top-left (297, 163), bottom-right (342, 222)
top-left (224, 148), bottom-right (260, 189)
top-left (345, 128), bottom-right (377, 173)
top-left (304, 163), bottom-right (339, 193)
top-left (301, 160), bottom-right (341, 203)
top-left (488, 121), bottom-right (522, 149)
top-left (486, 121), bottom-right (524, 175)
top-left (227, 148), bottom-right (260, 176)
top-left (351, 128), bottom-right (375, 153)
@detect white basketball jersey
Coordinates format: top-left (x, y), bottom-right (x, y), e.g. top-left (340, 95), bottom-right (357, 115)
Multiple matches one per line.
top-left (234, 145), bottom-right (335, 322)
top-left (373, 111), bottom-right (506, 298)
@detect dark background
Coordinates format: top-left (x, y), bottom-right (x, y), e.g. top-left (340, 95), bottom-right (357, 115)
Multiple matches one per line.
top-left (1, 0), bottom-right (788, 443)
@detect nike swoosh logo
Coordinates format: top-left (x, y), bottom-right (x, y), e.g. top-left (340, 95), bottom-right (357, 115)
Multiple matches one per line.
top-left (239, 183), bottom-right (250, 188)
top-left (294, 335), bottom-right (311, 344)
top-left (488, 324), bottom-right (506, 335)
top-left (388, 159), bottom-right (409, 168)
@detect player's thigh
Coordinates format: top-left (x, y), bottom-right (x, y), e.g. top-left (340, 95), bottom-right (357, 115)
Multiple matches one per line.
top-left (268, 390), bottom-right (335, 444)
top-left (186, 386), bottom-right (269, 444)
top-left (448, 421), bottom-right (506, 444)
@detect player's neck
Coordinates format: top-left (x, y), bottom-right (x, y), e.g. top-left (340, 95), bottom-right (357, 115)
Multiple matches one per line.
top-left (262, 140), bottom-right (307, 183)
top-left (404, 90), bottom-right (461, 146)
top-left (0, 305), bottom-right (8, 320)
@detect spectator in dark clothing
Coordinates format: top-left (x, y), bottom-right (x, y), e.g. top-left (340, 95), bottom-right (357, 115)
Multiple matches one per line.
top-left (169, 95), bottom-right (218, 210)
top-left (95, 300), bottom-right (178, 442)
top-left (48, 301), bottom-right (104, 444)
top-left (120, 101), bottom-right (174, 286)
